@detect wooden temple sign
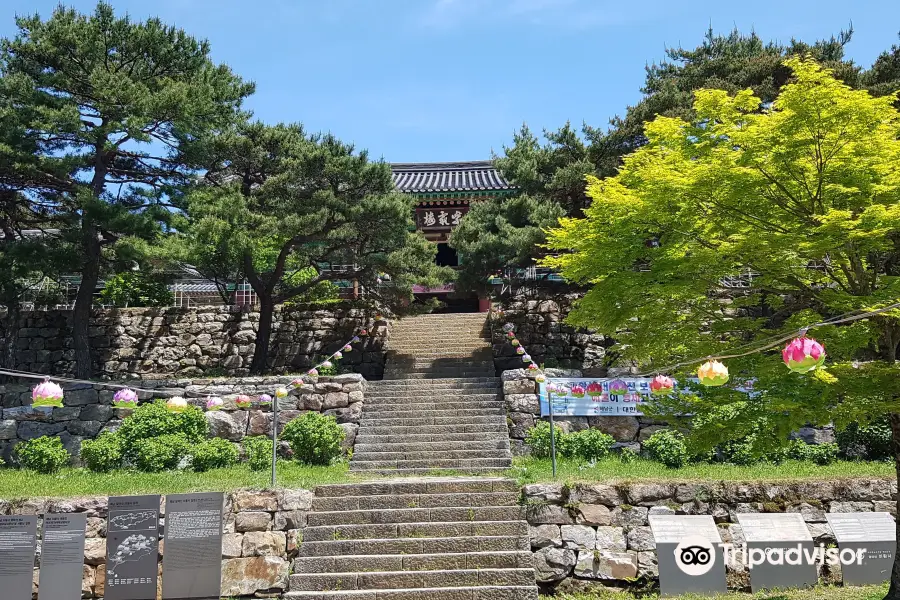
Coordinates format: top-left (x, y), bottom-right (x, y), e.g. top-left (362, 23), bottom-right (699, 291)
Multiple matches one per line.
top-left (416, 206), bottom-right (468, 230)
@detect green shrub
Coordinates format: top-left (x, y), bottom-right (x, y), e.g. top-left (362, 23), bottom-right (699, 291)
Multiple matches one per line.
top-left (280, 412), bottom-right (345, 465)
top-left (190, 438), bottom-right (239, 472)
top-left (787, 440), bottom-right (839, 465)
top-left (99, 271), bottom-right (173, 307)
top-left (836, 419), bottom-right (892, 461)
top-left (117, 401), bottom-right (208, 456)
top-left (643, 430), bottom-right (689, 468)
top-left (131, 434), bottom-right (190, 472)
top-left (524, 421), bottom-right (566, 459)
top-left (560, 428), bottom-right (615, 462)
top-left (16, 436), bottom-right (69, 474)
top-left (717, 437), bottom-right (759, 466)
top-left (619, 446), bottom-right (638, 463)
top-left (80, 432), bottom-right (124, 472)
top-left (245, 436), bottom-right (274, 471)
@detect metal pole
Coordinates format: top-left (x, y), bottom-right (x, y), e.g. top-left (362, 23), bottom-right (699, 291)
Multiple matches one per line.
top-left (271, 393), bottom-right (279, 488)
top-left (548, 397), bottom-right (557, 479)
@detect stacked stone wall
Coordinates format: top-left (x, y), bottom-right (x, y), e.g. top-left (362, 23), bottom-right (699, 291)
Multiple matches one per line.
top-left (526, 478), bottom-right (897, 592)
top-left (0, 305), bottom-right (387, 380)
top-left (0, 374), bottom-right (365, 463)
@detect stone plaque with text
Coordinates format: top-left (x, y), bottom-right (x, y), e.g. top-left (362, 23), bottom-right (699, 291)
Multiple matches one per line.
top-left (0, 515), bottom-right (38, 600)
top-left (162, 492), bottom-right (224, 600)
top-left (649, 515), bottom-right (727, 597)
top-left (106, 495), bottom-right (161, 600)
top-left (39, 513), bottom-right (87, 600)
top-left (736, 513), bottom-right (817, 592)
top-left (827, 512), bottom-right (895, 585)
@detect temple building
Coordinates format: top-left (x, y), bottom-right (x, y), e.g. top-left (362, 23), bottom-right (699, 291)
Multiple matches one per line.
top-left (391, 161), bottom-right (515, 311)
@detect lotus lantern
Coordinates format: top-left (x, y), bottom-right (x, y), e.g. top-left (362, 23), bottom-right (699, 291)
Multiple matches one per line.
top-left (697, 360), bottom-right (729, 386)
top-left (32, 378), bottom-right (64, 408)
top-left (112, 388), bottom-right (138, 409)
top-left (650, 375), bottom-right (675, 396)
top-left (782, 336), bottom-right (826, 374)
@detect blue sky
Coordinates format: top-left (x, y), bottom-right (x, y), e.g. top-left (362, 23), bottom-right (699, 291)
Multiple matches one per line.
top-left (2, 0), bottom-right (899, 162)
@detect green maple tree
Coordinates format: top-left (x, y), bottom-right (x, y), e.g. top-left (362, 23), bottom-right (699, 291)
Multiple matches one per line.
top-left (544, 58), bottom-right (900, 596)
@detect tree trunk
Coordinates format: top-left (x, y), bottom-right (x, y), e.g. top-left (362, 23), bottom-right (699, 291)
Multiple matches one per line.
top-left (0, 305), bottom-right (19, 383)
top-left (884, 413), bottom-right (900, 600)
top-left (249, 294), bottom-right (275, 375)
top-left (72, 223), bottom-right (101, 378)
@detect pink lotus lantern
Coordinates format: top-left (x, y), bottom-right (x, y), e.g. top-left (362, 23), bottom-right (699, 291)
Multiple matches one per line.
top-left (587, 382), bottom-right (604, 398)
top-left (608, 379), bottom-right (629, 396)
top-left (333, 351), bottom-right (343, 360)
top-left (511, 339), bottom-right (520, 347)
top-left (291, 378), bottom-right (305, 389)
top-left (112, 388), bottom-right (138, 409)
top-left (570, 385), bottom-right (586, 398)
top-left (546, 383), bottom-right (562, 397)
top-left (235, 394), bottom-right (253, 409)
top-left (321, 360), bottom-right (333, 369)
top-left (516, 347), bottom-right (525, 355)
top-left (343, 344), bottom-right (352, 352)
top-left (258, 394), bottom-right (273, 406)
top-left (206, 396), bottom-right (224, 411)
top-left (506, 331), bottom-right (516, 339)
top-left (782, 336), bottom-right (826, 374)
top-left (307, 368), bottom-right (319, 377)
top-left (697, 360), bottom-right (729, 386)
top-left (650, 375), bottom-right (675, 396)
top-left (527, 363), bottom-right (538, 371)
top-left (359, 329), bottom-right (367, 336)
top-left (32, 378), bottom-right (64, 408)
top-left (166, 397), bottom-right (188, 412)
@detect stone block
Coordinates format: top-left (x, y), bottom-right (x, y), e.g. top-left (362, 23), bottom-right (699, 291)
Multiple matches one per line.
top-left (221, 557), bottom-right (288, 597)
top-left (207, 410), bottom-right (249, 441)
top-left (507, 412), bottom-right (534, 439)
top-left (223, 533), bottom-right (243, 558)
top-left (233, 490), bottom-right (278, 511)
top-left (561, 525), bottom-right (596, 550)
top-left (574, 550), bottom-right (638, 580)
top-left (241, 531), bottom-right (286, 557)
top-left (637, 550), bottom-right (659, 578)
top-left (595, 526), bottom-right (627, 552)
top-left (503, 379), bottom-right (536, 395)
top-left (273, 510), bottom-right (307, 530)
top-left (0, 420), bottom-right (16, 440)
top-left (626, 526), bottom-right (655, 551)
top-left (505, 394), bottom-right (540, 414)
top-left (527, 503), bottom-right (573, 525)
top-left (278, 489), bottom-right (313, 511)
top-left (575, 504), bottom-right (612, 526)
top-left (524, 483), bottom-right (565, 503)
top-left (569, 483), bottom-right (624, 506)
top-left (530, 524), bottom-right (561, 549)
top-left (17, 421), bottom-right (65, 440)
top-left (533, 547), bottom-right (576, 583)
top-left (587, 416), bottom-right (640, 441)
top-left (322, 392), bottom-right (349, 409)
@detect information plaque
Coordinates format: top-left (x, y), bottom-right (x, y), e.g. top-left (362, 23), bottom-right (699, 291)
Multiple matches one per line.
top-left (0, 515), bottom-right (38, 600)
top-left (39, 513), bottom-right (88, 600)
top-left (826, 512), bottom-right (895, 585)
top-left (106, 495), bottom-right (161, 600)
top-left (649, 515), bottom-right (727, 597)
top-left (162, 492), bottom-right (224, 600)
top-left (736, 513), bottom-right (817, 592)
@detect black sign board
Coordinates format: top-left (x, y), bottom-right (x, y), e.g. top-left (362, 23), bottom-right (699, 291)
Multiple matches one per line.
top-left (736, 513), bottom-right (818, 592)
top-left (39, 513), bottom-right (87, 600)
top-left (106, 495), bottom-right (161, 600)
top-left (649, 515), bottom-right (727, 597)
top-left (0, 515), bottom-right (38, 600)
top-left (162, 492), bottom-right (224, 600)
top-left (827, 512), bottom-right (896, 585)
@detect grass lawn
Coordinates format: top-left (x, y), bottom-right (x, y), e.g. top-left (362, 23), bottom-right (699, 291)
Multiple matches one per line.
top-left (557, 583), bottom-right (889, 600)
top-left (0, 461), bottom-right (355, 499)
top-left (510, 456), bottom-right (896, 485)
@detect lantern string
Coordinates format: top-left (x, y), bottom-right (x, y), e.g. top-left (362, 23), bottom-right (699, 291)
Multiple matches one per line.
top-left (631, 299), bottom-right (900, 378)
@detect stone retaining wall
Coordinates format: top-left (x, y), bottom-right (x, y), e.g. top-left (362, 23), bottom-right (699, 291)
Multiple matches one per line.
top-left (524, 478), bottom-right (897, 593)
top-left (0, 374), bottom-right (365, 463)
top-left (492, 295), bottom-right (608, 376)
top-left (6, 488), bottom-right (312, 598)
top-left (501, 369), bottom-right (835, 456)
top-left (0, 305), bottom-right (388, 379)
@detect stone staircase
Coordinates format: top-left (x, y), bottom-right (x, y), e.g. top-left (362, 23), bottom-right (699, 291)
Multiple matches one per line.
top-left (350, 313), bottom-right (512, 475)
top-left (287, 478), bottom-right (538, 600)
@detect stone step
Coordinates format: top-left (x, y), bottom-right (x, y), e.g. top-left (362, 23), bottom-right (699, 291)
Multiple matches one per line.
top-left (306, 506), bottom-right (526, 527)
top-left (355, 423), bottom-right (508, 436)
top-left (354, 432), bottom-right (509, 445)
top-left (361, 402), bottom-right (504, 413)
top-left (347, 467), bottom-right (512, 476)
top-left (367, 377), bottom-right (499, 387)
top-left (383, 362), bottom-right (494, 372)
top-left (294, 551), bottom-right (534, 574)
top-left (386, 351), bottom-right (494, 359)
top-left (299, 535), bottom-right (529, 558)
top-left (289, 568), bottom-right (535, 592)
top-left (311, 492), bottom-right (520, 512)
top-left (364, 394), bottom-right (502, 403)
top-left (385, 358), bottom-right (494, 368)
top-left (348, 450), bottom-right (509, 462)
top-left (302, 520), bottom-right (528, 543)
top-left (314, 479), bottom-right (518, 498)
top-left (382, 372), bottom-right (497, 380)
top-left (285, 585), bottom-right (538, 600)
top-left (352, 440), bottom-right (510, 454)
top-left (382, 369), bottom-right (496, 378)
top-left (350, 458), bottom-right (512, 471)
top-left (386, 344), bottom-right (491, 352)
top-left (359, 415), bottom-right (505, 427)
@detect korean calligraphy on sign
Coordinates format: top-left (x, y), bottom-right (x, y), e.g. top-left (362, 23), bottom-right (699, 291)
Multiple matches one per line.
top-left (539, 378), bottom-right (653, 417)
top-left (417, 206), bottom-right (468, 230)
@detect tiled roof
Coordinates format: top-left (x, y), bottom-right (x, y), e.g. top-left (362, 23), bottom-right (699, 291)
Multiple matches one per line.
top-left (391, 161), bottom-right (513, 194)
